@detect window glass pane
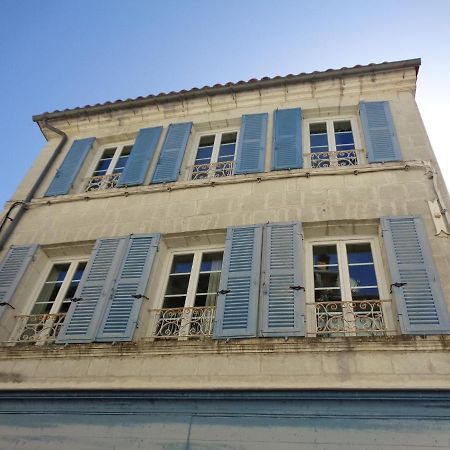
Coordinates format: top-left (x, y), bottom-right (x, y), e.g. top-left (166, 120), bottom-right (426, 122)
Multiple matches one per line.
top-left (171, 254), bottom-right (194, 274)
top-left (310, 123), bottom-right (327, 134)
top-left (195, 146), bottom-right (213, 162)
top-left (313, 245), bottom-right (340, 301)
top-left (200, 252), bottom-right (223, 272)
top-left (333, 121), bottom-right (352, 133)
top-left (310, 134), bottom-right (329, 148)
top-left (335, 132), bottom-right (355, 146)
top-left (165, 275), bottom-right (191, 296)
top-left (113, 156), bottom-right (129, 173)
top-left (221, 132), bottom-right (237, 145)
top-left (195, 252), bottom-right (223, 307)
top-left (346, 244), bottom-right (373, 264)
top-left (163, 296), bottom-right (186, 309)
top-left (349, 265), bottom-right (378, 288)
top-left (352, 287), bottom-right (380, 301)
top-left (199, 135), bottom-right (215, 147)
top-left (218, 133), bottom-right (237, 162)
top-left (60, 262), bottom-right (87, 306)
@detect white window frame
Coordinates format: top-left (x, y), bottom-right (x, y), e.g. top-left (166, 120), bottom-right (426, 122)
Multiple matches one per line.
top-left (12, 257), bottom-right (88, 343)
top-left (303, 116), bottom-right (364, 169)
top-left (150, 246), bottom-right (224, 339)
top-left (304, 236), bottom-right (394, 336)
top-left (190, 129), bottom-right (239, 179)
top-left (158, 246), bottom-right (225, 310)
top-left (84, 140), bottom-right (134, 191)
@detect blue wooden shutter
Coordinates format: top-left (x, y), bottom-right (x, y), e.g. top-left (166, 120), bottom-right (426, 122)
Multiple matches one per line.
top-left (96, 234), bottom-right (160, 342)
top-left (214, 225), bottom-right (263, 338)
top-left (234, 113), bottom-right (268, 174)
top-left (151, 123), bottom-right (192, 183)
top-left (261, 222), bottom-right (305, 336)
top-left (57, 237), bottom-right (126, 343)
top-left (272, 108), bottom-right (302, 170)
top-left (381, 216), bottom-right (450, 334)
top-left (0, 245), bottom-right (37, 318)
top-left (359, 101), bottom-right (402, 162)
top-left (45, 137), bottom-right (95, 196)
top-left (117, 127), bottom-right (162, 187)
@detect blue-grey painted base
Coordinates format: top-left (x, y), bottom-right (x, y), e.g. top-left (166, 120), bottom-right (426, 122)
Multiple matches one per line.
top-left (0, 390), bottom-right (449, 449)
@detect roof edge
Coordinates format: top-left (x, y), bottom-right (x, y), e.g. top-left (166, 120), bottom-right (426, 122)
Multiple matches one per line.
top-left (33, 58), bottom-right (421, 123)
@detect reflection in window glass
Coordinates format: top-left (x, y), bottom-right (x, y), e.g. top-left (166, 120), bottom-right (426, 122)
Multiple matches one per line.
top-left (346, 243), bottom-right (379, 301)
top-left (195, 252), bottom-right (223, 307)
top-left (313, 245), bottom-right (341, 302)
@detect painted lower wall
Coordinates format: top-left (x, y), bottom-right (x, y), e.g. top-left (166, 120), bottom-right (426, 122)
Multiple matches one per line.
top-left (0, 390), bottom-right (449, 450)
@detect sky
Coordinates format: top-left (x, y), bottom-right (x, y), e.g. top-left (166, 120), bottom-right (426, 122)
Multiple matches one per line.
top-left (1, 0), bottom-right (449, 207)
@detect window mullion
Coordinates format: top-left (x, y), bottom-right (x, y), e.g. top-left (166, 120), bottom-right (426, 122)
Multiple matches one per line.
top-left (210, 134), bottom-right (221, 165)
top-left (107, 145), bottom-right (122, 175)
top-left (185, 252), bottom-right (202, 308)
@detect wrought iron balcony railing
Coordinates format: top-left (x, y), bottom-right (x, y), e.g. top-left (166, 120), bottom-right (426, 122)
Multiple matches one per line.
top-left (190, 161), bottom-right (235, 180)
top-left (12, 313), bottom-right (66, 344)
top-left (313, 299), bottom-right (388, 336)
top-left (85, 173), bottom-right (121, 191)
top-left (306, 149), bottom-right (364, 169)
top-left (150, 306), bottom-right (216, 339)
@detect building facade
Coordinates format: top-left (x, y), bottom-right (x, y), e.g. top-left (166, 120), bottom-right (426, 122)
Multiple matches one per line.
top-left (1, 58), bottom-right (450, 449)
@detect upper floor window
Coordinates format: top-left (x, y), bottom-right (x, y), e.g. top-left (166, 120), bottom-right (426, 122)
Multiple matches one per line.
top-left (306, 119), bottom-right (361, 169)
top-left (190, 132), bottom-right (238, 180)
top-left (86, 143), bottom-right (132, 191)
top-left (15, 260), bottom-right (87, 343)
top-left (152, 250), bottom-right (223, 338)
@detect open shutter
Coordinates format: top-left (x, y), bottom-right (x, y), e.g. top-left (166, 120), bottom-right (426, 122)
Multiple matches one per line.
top-left (234, 113), bottom-right (268, 174)
top-left (45, 137), bottom-right (95, 196)
top-left (151, 123), bottom-right (192, 183)
top-left (272, 108), bottom-right (302, 170)
top-left (359, 101), bottom-right (402, 162)
top-left (214, 225), bottom-right (262, 338)
top-left (382, 216), bottom-right (450, 334)
top-left (57, 237), bottom-right (126, 343)
top-left (0, 245), bottom-right (37, 318)
top-left (117, 127), bottom-right (162, 187)
top-left (261, 223), bottom-right (304, 336)
top-left (96, 234), bottom-right (160, 341)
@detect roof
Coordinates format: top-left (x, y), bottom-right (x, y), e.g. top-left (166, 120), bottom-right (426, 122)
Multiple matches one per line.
top-left (32, 58), bottom-right (421, 123)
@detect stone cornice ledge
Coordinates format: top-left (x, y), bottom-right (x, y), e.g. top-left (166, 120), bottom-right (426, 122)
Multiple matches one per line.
top-left (1, 335), bottom-right (449, 360)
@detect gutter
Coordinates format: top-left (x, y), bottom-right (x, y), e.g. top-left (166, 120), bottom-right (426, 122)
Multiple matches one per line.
top-left (0, 121), bottom-right (67, 251)
top-left (32, 58), bottom-right (421, 125)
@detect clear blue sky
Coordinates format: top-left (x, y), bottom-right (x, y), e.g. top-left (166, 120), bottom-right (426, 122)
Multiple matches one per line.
top-left (1, 0), bottom-right (449, 207)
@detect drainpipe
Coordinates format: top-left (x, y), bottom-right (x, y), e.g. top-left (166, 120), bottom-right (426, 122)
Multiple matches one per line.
top-left (0, 120), bottom-right (67, 251)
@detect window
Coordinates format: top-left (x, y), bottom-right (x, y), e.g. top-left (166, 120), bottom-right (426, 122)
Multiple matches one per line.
top-left (307, 119), bottom-right (360, 168)
top-left (16, 261), bottom-right (87, 343)
top-left (191, 132), bottom-right (238, 180)
top-left (307, 239), bottom-right (386, 336)
top-left (85, 143), bottom-right (133, 191)
top-left (153, 250), bottom-right (223, 338)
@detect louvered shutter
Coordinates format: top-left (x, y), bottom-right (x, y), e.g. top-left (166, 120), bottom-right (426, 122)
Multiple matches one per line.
top-left (382, 216), bottom-right (450, 334)
top-left (96, 234), bottom-right (160, 341)
top-left (117, 127), bottom-right (162, 187)
top-left (0, 245), bottom-right (37, 318)
top-left (151, 123), bottom-right (192, 183)
top-left (272, 108), bottom-right (302, 170)
top-left (45, 137), bottom-right (95, 196)
top-left (260, 223), bottom-right (305, 336)
top-left (57, 237), bottom-right (126, 343)
top-left (359, 101), bottom-right (402, 163)
top-left (234, 113), bottom-right (268, 174)
top-left (214, 225), bottom-right (263, 338)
